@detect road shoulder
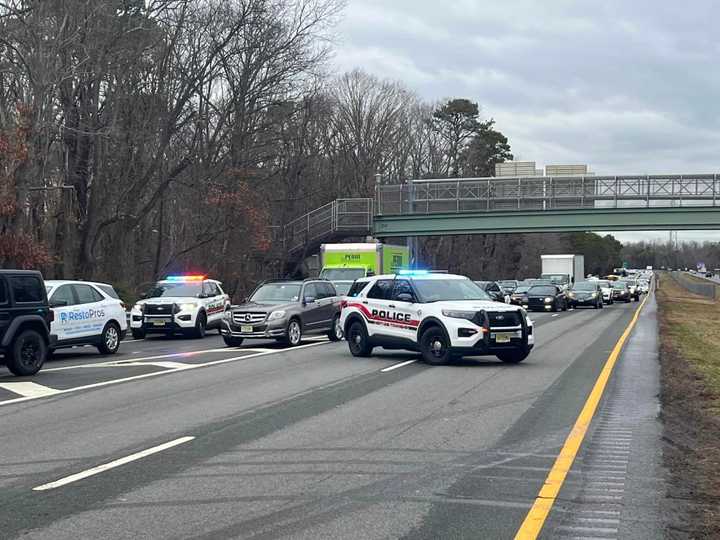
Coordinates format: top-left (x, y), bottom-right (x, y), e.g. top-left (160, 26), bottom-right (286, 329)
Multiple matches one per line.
top-left (542, 293), bottom-right (667, 539)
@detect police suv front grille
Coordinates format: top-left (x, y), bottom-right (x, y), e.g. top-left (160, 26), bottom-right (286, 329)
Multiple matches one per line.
top-left (486, 311), bottom-right (521, 327)
top-left (232, 312), bottom-right (267, 324)
top-left (145, 304), bottom-right (175, 316)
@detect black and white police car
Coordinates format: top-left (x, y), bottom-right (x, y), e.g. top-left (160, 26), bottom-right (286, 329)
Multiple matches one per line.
top-left (130, 275), bottom-right (230, 339)
top-left (340, 271), bottom-right (534, 365)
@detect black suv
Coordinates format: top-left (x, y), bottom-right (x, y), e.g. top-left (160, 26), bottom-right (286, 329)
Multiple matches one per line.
top-left (0, 270), bottom-right (56, 376)
top-left (221, 279), bottom-right (343, 347)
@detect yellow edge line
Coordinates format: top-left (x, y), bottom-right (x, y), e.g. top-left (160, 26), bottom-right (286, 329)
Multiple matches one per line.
top-left (514, 293), bottom-right (650, 540)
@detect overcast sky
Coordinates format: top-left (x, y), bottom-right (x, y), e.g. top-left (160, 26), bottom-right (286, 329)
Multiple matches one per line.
top-left (332, 1), bottom-right (720, 243)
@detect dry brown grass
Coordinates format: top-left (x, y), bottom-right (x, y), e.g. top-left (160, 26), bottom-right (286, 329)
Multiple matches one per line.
top-left (656, 273), bottom-right (720, 538)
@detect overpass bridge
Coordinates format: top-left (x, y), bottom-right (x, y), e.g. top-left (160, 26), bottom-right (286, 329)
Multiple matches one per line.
top-left (282, 174), bottom-right (720, 260)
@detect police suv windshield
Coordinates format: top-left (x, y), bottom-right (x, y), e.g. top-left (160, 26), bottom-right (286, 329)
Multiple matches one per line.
top-left (147, 282), bottom-right (202, 298)
top-left (250, 283), bottom-right (301, 304)
top-left (412, 278), bottom-right (491, 302)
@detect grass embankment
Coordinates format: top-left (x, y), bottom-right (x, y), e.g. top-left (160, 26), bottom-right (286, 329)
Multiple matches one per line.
top-left (656, 273), bottom-right (720, 537)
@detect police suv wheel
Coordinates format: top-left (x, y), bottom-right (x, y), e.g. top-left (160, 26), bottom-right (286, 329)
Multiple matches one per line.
top-left (192, 312), bottom-right (207, 339)
top-left (496, 347), bottom-right (530, 364)
top-left (347, 321), bottom-right (372, 357)
top-left (7, 329), bottom-right (47, 376)
top-left (98, 322), bottom-right (121, 354)
top-left (420, 326), bottom-right (451, 366)
top-left (328, 314), bottom-right (343, 341)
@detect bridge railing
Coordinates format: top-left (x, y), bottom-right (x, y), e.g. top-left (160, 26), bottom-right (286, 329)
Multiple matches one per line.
top-left (376, 174), bottom-right (720, 215)
top-left (283, 198), bottom-right (373, 255)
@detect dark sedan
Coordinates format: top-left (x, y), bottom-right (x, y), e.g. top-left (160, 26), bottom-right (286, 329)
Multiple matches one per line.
top-left (612, 281), bottom-right (631, 303)
top-left (509, 285), bottom-right (531, 307)
top-left (569, 281), bottom-right (604, 309)
top-left (526, 284), bottom-right (568, 312)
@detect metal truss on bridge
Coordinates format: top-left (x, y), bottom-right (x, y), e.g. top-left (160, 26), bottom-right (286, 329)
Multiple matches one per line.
top-left (375, 174), bottom-right (720, 215)
top-left (281, 174), bottom-right (720, 255)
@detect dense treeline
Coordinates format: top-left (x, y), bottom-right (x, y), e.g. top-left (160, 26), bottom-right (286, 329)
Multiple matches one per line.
top-left (621, 241), bottom-right (720, 271)
top-left (0, 0), bottom-right (631, 299)
top-left (0, 0), bottom-right (521, 298)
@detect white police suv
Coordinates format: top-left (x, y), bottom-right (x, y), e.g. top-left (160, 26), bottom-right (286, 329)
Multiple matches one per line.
top-left (46, 280), bottom-right (128, 354)
top-left (340, 271), bottom-right (534, 365)
top-left (130, 275), bottom-right (230, 339)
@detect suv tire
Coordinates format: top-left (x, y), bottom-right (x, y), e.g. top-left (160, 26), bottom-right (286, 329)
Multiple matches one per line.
top-left (346, 321), bottom-right (373, 357)
top-left (281, 319), bottom-right (302, 347)
top-left (131, 329), bottom-right (146, 340)
top-left (7, 329), bottom-right (47, 376)
top-left (190, 312), bottom-right (207, 339)
top-left (223, 336), bottom-right (244, 347)
top-left (497, 347), bottom-right (530, 364)
top-left (97, 322), bottom-right (121, 354)
top-left (327, 314), bottom-right (343, 341)
top-left (420, 326), bottom-right (452, 365)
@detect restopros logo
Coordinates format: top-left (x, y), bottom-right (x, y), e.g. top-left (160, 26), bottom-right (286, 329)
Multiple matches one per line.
top-left (60, 308), bottom-right (105, 324)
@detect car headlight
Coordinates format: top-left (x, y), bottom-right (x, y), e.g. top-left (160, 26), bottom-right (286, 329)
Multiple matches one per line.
top-left (569, 292), bottom-right (576, 298)
top-left (179, 303), bottom-right (198, 312)
top-left (544, 297), bottom-right (553, 303)
top-left (591, 292), bottom-right (597, 298)
top-left (133, 303), bottom-right (145, 312)
top-left (441, 309), bottom-right (475, 320)
top-left (268, 310), bottom-right (286, 321)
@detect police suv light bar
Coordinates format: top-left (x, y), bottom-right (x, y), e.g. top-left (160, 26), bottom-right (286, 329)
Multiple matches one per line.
top-left (397, 269), bottom-right (430, 276)
top-left (165, 275), bottom-right (206, 282)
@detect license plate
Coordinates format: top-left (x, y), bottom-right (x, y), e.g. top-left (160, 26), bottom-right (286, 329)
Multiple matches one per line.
top-left (152, 320), bottom-right (168, 327)
top-left (492, 332), bottom-right (514, 343)
top-left (241, 325), bottom-right (254, 333)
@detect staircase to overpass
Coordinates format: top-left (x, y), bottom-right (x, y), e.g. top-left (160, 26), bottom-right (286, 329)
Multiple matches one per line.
top-left (281, 174), bottom-right (720, 262)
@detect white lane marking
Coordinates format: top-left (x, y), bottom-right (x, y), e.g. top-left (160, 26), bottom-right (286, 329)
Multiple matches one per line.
top-left (116, 361), bottom-right (194, 370)
top-left (0, 341), bottom-right (329, 407)
top-left (42, 348), bottom-right (242, 372)
top-left (0, 382), bottom-right (60, 398)
top-left (33, 436), bottom-right (195, 491)
top-left (380, 360), bottom-right (418, 373)
top-left (551, 314), bottom-right (559, 317)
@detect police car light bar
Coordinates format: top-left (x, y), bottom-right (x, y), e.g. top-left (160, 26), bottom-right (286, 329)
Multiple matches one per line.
top-left (397, 269), bottom-right (430, 276)
top-left (165, 275), bottom-right (206, 282)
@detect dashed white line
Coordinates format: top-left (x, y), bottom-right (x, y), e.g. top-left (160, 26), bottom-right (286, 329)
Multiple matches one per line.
top-left (33, 436), bottom-right (195, 491)
top-left (381, 360), bottom-right (418, 372)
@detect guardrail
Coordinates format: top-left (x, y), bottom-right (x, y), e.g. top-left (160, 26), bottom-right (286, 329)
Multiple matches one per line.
top-left (669, 271), bottom-right (717, 300)
top-left (376, 174), bottom-right (720, 216)
top-left (283, 198), bottom-right (373, 255)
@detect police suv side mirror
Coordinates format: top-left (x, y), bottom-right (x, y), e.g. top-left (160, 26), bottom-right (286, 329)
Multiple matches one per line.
top-left (396, 293), bottom-right (414, 303)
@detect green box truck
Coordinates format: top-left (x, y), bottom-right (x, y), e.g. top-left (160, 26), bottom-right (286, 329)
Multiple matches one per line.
top-left (319, 243), bottom-right (410, 294)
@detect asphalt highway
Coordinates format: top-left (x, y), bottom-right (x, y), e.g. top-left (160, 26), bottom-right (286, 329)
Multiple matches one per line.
top-left (0, 300), bottom-right (662, 539)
